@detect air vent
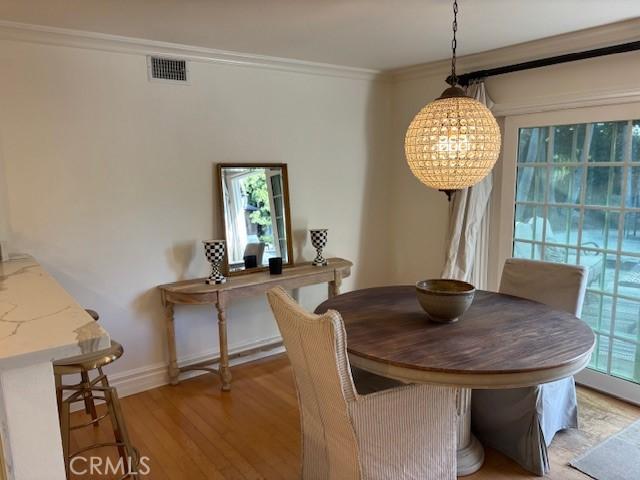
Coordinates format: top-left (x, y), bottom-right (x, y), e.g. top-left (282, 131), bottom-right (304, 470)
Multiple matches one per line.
top-left (147, 56), bottom-right (189, 83)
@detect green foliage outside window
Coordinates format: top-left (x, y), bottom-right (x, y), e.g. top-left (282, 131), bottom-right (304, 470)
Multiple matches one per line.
top-left (243, 172), bottom-right (274, 246)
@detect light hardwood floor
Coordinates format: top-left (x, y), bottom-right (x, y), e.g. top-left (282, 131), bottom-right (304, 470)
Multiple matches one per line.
top-left (70, 354), bottom-right (639, 479)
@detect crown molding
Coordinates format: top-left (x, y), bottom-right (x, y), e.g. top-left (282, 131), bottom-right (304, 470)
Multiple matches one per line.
top-left (2, 18), bottom-right (639, 85)
top-left (391, 17), bottom-right (640, 83)
top-left (0, 20), bottom-right (385, 82)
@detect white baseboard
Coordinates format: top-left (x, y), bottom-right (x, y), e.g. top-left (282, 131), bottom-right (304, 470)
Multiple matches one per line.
top-left (71, 336), bottom-right (284, 410)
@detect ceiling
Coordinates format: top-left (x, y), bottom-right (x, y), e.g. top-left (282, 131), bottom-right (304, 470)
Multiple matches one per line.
top-left (1, 1), bottom-right (639, 70)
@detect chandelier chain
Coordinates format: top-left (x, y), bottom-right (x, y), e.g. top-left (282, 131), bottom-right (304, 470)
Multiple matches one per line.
top-left (450, 0), bottom-right (458, 86)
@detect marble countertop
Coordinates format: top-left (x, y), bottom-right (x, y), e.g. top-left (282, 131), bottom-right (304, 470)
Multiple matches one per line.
top-left (0, 255), bottom-right (110, 368)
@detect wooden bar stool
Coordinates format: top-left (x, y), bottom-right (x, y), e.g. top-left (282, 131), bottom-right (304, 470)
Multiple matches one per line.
top-left (53, 311), bottom-right (139, 479)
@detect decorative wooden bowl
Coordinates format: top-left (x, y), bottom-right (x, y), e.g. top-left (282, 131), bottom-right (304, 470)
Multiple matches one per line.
top-left (416, 279), bottom-right (476, 323)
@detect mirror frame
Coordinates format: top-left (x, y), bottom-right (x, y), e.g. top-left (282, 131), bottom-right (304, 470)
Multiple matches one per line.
top-left (216, 163), bottom-right (294, 276)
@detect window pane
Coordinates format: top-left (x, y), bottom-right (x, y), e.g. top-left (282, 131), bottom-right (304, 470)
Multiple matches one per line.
top-left (546, 207), bottom-right (580, 246)
top-left (622, 212), bottom-right (640, 254)
top-left (585, 166), bottom-right (622, 206)
top-left (552, 124), bottom-right (586, 163)
top-left (583, 209), bottom-right (619, 252)
top-left (583, 291), bottom-right (613, 335)
top-left (532, 243), bottom-right (543, 260)
top-left (588, 121), bottom-right (627, 163)
top-left (514, 204), bottom-right (544, 231)
top-left (610, 338), bottom-right (640, 382)
top-left (543, 245), bottom-right (567, 263)
top-left (618, 256), bottom-right (640, 299)
top-left (613, 122), bottom-right (629, 163)
top-left (590, 334), bottom-right (610, 372)
top-left (274, 199), bottom-right (283, 218)
top-left (516, 167), bottom-right (546, 202)
top-left (602, 254), bottom-right (617, 294)
top-left (625, 166), bottom-right (640, 208)
top-left (579, 252), bottom-right (608, 293)
top-left (518, 127), bottom-right (548, 163)
top-left (532, 213), bottom-right (545, 242)
top-left (549, 166), bottom-right (583, 204)
top-left (513, 241), bottom-right (533, 259)
top-left (613, 297), bottom-right (640, 343)
top-left (270, 176), bottom-right (282, 196)
top-left (583, 291), bottom-right (602, 331)
top-left (543, 244), bottom-right (578, 265)
top-left (632, 120), bottom-right (640, 162)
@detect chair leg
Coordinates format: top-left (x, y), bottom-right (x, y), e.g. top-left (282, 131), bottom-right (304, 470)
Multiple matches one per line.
top-left (60, 395), bottom-right (71, 479)
top-left (81, 370), bottom-right (99, 425)
top-left (97, 367), bottom-right (109, 386)
top-left (104, 386), bottom-right (138, 478)
top-left (54, 373), bottom-right (63, 415)
top-left (100, 367), bottom-right (135, 471)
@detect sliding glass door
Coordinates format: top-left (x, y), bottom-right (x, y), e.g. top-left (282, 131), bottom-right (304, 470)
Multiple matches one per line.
top-left (500, 104), bottom-right (640, 403)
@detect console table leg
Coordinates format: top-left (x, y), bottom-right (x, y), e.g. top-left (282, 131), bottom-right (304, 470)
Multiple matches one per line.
top-left (216, 299), bottom-right (232, 392)
top-left (456, 388), bottom-right (484, 476)
top-left (165, 303), bottom-right (180, 386)
top-left (328, 272), bottom-right (342, 298)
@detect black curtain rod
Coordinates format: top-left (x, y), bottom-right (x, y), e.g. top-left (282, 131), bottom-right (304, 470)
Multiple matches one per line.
top-left (450, 40), bottom-right (640, 87)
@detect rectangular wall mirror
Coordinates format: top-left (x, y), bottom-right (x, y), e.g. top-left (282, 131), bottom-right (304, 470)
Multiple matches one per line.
top-left (217, 163), bottom-right (293, 274)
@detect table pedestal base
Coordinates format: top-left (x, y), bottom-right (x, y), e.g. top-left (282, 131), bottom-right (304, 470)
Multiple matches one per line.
top-left (457, 434), bottom-right (484, 476)
top-left (457, 388), bottom-right (484, 476)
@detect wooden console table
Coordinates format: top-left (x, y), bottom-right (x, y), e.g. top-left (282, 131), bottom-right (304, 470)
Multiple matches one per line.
top-left (158, 257), bottom-right (352, 391)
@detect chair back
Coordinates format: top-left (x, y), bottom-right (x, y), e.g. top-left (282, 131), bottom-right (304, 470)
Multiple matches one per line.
top-left (500, 258), bottom-right (588, 317)
top-left (266, 287), bottom-right (360, 478)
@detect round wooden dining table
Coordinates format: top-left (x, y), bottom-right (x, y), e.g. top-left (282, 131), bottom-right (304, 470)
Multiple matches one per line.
top-left (315, 286), bottom-right (595, 476)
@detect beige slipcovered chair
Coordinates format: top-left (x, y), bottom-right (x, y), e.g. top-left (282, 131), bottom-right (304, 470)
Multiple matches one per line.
top-left (266, 287), bottom-right (457, 480)
top-left (472, 258), bottom-right (589, 476)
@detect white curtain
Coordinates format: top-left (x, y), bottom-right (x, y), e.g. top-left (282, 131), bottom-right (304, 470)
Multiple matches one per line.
top-left (224, 176), bottom-right (248, 263)
top-left (441, 81), bottom-right (495, 288)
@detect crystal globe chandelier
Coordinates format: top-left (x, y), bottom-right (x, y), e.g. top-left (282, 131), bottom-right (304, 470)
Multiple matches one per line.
top-left (405, 0), bottom-right (501, 200)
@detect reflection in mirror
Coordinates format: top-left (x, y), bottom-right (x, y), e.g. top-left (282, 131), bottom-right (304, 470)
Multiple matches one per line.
top-left (218, 164), bottom-right (292, 274)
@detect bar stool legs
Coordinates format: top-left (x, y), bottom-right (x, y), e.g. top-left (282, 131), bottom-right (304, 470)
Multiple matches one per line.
top-left (58, 388), bottom-right (71, 479)
top-left (80, 370), bottom-right (98, 424)
top-left (104, 386), bottom-right (135, 466)
top-left (55, 370), bottom-right (139, 479)
top-left (54, 339), bottom-right (139, 479)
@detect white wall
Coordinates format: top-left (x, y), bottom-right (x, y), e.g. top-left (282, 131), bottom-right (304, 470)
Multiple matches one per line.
top-left (389, 73), bottom-right (452, 284)
top-left (0, 38), bottom-right (392, 388)
top-left (389, 30), bottom-right (640, 286)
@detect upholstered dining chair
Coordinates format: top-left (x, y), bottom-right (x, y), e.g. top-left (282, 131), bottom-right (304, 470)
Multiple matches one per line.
top-left (266, 287), bottom-right (457, 480)
top-left (472, 258), bottom-right (589, 476)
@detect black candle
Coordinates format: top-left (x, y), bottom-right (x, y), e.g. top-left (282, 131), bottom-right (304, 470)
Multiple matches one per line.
top-left (269, 257), bottom-right (283, 275)
top-left (243, 255), bottom-right (258, 269)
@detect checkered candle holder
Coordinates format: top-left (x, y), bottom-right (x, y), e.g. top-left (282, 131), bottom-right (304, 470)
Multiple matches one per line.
top-left (203, 240), bottom-right (227, 285)
top-left (310, 229), bottom-right (328, 266)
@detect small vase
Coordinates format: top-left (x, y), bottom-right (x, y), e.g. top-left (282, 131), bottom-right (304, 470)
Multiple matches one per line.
top-left (203, 240), bottom-right (227, 285)
top-left (310, 229), bottom-right (328, 267)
